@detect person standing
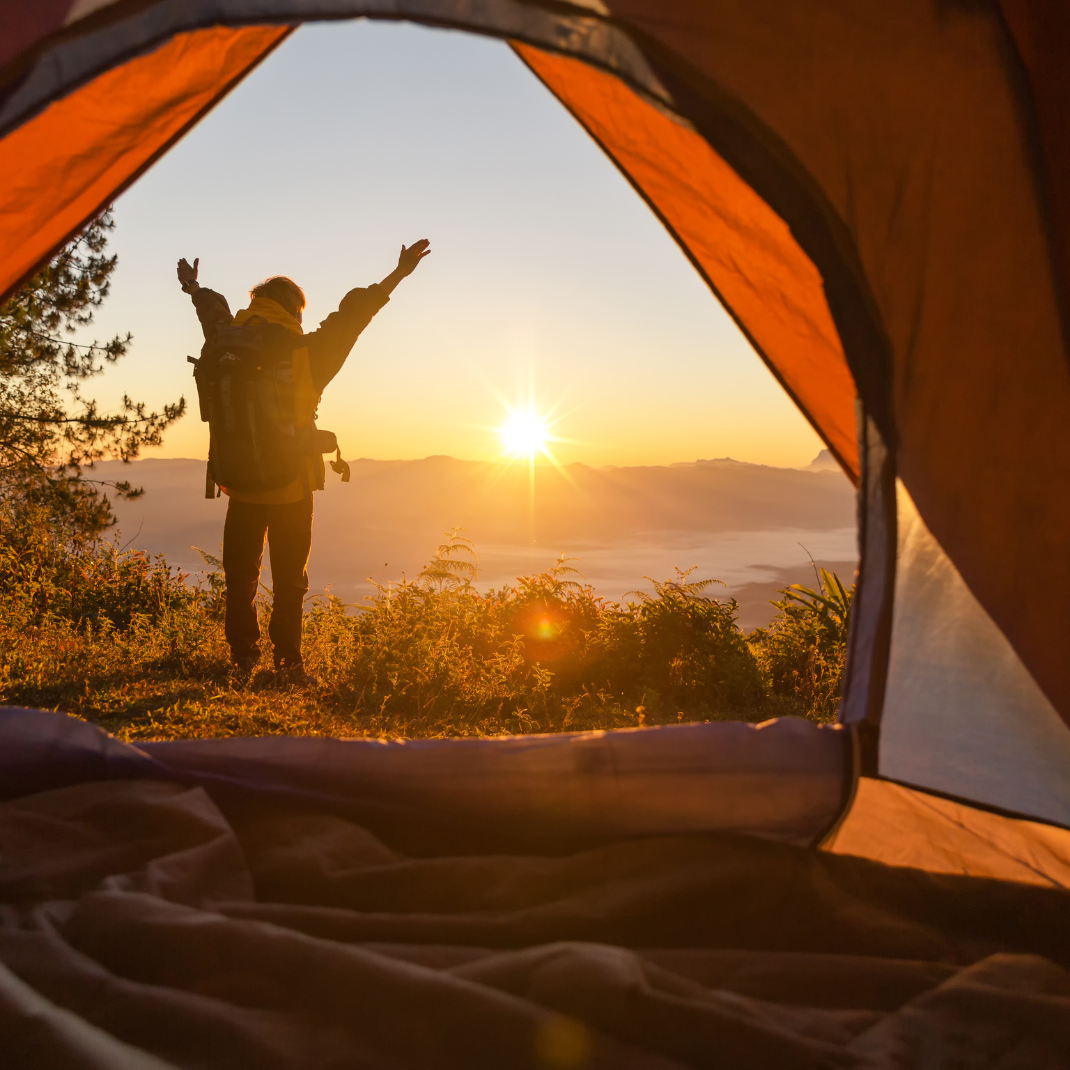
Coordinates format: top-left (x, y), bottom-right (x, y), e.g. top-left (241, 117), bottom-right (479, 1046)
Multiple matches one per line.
top-left (177, 240), bottom-right (430, 680)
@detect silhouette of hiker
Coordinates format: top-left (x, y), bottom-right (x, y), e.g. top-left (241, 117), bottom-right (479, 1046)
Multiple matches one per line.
top-left (177, 240), bottom-right (430, 681)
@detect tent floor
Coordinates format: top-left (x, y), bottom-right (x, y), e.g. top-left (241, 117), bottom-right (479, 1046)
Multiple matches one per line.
top-left (2, 712), bottom-right (1069, 1068)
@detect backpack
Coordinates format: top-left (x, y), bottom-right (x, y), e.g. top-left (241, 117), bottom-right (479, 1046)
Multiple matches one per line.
top-left (190, 320), bottom-right (314, 496)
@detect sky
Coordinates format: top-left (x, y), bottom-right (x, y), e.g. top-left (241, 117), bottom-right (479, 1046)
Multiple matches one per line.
top-left (76, 19), bottom-right (826, 470)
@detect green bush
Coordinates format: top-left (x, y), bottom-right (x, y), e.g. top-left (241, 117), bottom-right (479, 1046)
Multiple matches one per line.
top-left (600, 569), bottom-right (764, 714)
top-left (0, 499), bottom-right (204, 628)
top-left (0, 508), bottom-right (852, 740)
top-left (304, 540), bottom-right (765, 735)
top-left (750, 568), bottom-right (853, 723)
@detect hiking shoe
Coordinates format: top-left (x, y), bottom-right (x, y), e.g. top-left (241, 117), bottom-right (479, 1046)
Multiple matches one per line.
top-left (274, 664), bottom-right (317, 689)
top-left (233, 655), bottom-right (258, 675)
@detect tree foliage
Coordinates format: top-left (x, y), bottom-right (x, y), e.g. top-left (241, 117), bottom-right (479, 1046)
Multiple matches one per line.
top-left (0, 212), bottom-right (185, 532)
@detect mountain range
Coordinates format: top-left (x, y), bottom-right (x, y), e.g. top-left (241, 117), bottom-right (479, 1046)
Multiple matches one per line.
top-left (93, 453), bottom-right (856, 628)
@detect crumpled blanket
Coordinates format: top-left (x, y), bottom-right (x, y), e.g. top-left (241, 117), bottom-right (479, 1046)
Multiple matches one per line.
top-left (2, 773), bottom-right (1069, 1069)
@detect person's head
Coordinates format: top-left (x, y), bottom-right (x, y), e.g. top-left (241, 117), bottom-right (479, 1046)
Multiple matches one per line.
top-left (250, 276), bottom-right (306, 323)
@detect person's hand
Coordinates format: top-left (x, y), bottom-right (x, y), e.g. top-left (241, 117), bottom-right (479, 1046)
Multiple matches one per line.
top-left (378, 240), bottom-right (431, 295)
top-left (177, 257), bottom-right (199, 286)
top-left (397, 239), bottom-right (430, 277)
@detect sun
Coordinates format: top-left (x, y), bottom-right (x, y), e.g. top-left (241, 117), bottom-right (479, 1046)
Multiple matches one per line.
top-left (499, 408), bottom-right (550, 459)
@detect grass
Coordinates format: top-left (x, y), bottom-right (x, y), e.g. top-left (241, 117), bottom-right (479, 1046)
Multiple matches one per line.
top-left (0, 505), bottom-right (853, 743)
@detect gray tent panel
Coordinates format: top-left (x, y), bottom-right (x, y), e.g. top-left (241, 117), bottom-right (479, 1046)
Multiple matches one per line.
top-left (879, 482), bottom-right (1070, 829)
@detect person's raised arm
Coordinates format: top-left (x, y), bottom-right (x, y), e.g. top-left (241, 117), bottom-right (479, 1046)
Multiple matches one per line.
top-left (177, 256), bottom-right (231, 342)
top-left (378, 239), bottom-right (430, 296)
top-left (177, 256), bottom-right (200, 295)
top-left (302, 239), bottom-right (430, 390)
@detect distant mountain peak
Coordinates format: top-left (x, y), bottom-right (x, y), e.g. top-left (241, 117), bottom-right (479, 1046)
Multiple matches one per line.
top-left (670, 457), bottom-right (751, 469)
top-left (805, 449), bottom-right (840, 472)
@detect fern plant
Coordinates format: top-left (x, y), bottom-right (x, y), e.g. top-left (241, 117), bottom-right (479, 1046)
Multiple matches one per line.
top-left (416, 528), bottom-right (479, 591)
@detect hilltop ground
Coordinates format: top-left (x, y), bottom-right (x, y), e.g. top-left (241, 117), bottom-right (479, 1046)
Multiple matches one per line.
top-left (1, 509), bottom-right (851, 743)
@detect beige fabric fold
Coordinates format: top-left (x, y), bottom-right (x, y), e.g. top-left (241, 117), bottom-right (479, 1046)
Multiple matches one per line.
top-left (3, 776), bottom-right (1070, 1068)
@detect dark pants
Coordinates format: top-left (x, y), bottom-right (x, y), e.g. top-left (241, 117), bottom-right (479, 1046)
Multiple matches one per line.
top-left (223, 496), bottom-right (313, 668)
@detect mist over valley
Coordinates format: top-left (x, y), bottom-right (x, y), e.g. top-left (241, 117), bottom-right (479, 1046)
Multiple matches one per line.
top-left (96, 453), bottom-right (855, 628)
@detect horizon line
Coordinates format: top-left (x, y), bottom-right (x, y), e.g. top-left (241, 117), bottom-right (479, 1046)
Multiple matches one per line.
top-left (90, 451), bottom-right (839, 474)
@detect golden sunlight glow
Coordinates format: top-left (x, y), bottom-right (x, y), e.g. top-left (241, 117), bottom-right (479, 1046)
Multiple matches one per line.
top-left (499, 408), bottom-right (551, 460)
top-left (488, 395), bottom-right (579, 542)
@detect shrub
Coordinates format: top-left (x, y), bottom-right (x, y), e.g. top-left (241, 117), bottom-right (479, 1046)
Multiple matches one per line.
top-left (0, 498), bottom-right (200, 628)
top-left (0, 509), bottom-right (848, 740)
top-left (750, 568), bottom-right (854, 723)
top-left (599, 568), bottom-right (765, 714)
top-left (305, 547), bottom-right (765, 735)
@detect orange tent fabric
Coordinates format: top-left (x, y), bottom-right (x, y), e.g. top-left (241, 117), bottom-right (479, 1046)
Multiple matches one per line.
top-left (1000, 0), bottom-right (1070, 327)
top-left (0, 23), bottom-right (291, 301)
top-left (602, 0), bottom-right (1070, 726)
top-left (513, 43), bottom-right (858, 479)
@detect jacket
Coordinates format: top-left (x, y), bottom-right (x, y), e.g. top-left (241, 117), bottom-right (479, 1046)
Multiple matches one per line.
top-left (190, 282), bottom-right (389, 504)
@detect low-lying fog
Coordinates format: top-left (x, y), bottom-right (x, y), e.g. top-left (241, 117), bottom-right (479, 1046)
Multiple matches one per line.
top-left (93, 453), bottom-right (856, 629)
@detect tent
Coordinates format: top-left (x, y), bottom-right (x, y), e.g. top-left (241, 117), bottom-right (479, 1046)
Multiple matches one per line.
top-left (2, 2), bottom-right (1070, 1065)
